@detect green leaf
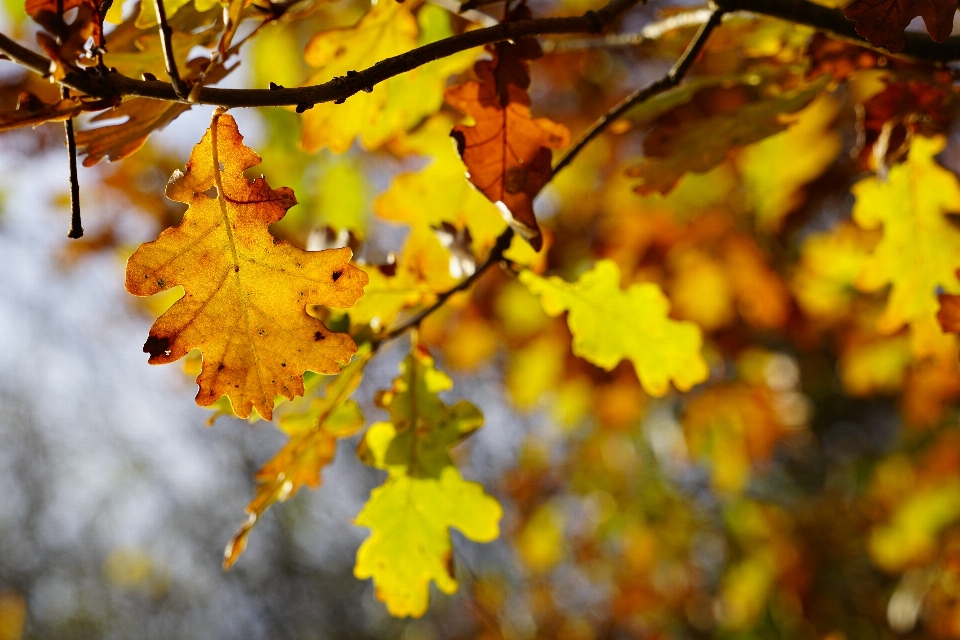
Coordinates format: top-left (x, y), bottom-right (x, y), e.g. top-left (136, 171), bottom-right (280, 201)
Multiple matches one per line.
top-left (354, 346), bottom-right (501, 618)
top-left (520, 260), bottom-right (709, 396)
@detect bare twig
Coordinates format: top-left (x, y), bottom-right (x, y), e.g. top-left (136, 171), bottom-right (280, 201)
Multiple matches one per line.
top-left (377, 228), bottom-right (515, 342)
top-left (154, 0), bottom-right (190, 100)
top-left (64, 108), bottom-right (83, 239)
top-left (552, 8), bottom-right (725, 177)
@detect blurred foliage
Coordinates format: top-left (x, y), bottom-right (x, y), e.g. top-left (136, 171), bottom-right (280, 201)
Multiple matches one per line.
top-left (8, 0), bottom-right (960, 636)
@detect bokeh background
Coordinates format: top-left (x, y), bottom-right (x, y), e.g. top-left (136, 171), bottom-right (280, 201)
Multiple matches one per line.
top-left (5, 0), bottom-right (960, 638)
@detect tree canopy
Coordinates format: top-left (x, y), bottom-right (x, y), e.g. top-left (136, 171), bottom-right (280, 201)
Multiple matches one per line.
top-left (4, 0), bottom-right (960, 636)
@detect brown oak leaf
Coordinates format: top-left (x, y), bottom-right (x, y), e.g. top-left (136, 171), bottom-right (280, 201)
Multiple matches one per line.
top-left (844, 0), bottom-right (958, 53)
top-left (125, 114), bottom-right (368, 420)
top-left (444, 39), bottom-right (570, 251)
top-left (0, 92), bottom-right (83, 132)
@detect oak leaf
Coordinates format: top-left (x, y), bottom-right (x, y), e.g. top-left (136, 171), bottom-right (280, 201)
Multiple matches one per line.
top-left (844, 0), bottom-right (958, 53)
top-left (445, 40), bottom-right (570, 250)
top-left (376, 114), bottom-right (507, 254)
top-left (852, 135), bottom-right (960, 357)
top-left (354, 346), bottom-right (502, 618)
top-left (0, 92), bottom-right (84, 132)
top-left (300, 3), bottom-right (476, 153)
top-left (628, 78), bottom-right (828, 195)
top-left (125, 114), bottom-right (368, 420)
top-left (736, 94), bottom-right (841, 231)
top-left (223, 346), bottom-right (370, 569)
top-left (520, 260), bottom-right (709, 396)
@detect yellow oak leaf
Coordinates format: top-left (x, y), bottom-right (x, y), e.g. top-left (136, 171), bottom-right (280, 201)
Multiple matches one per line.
top-left (520, 260), bottom-right (709, 396)
top-left (792, 222), bottom-right (880, 323)
top-left (375, 114), bottom-right (506, 253)
top-left (223, 346), bottom-right (370, 569)
top-left (736, 94), bottom-right (841, 231)
top-left (354, 346), bottom-right (502, 618)
top-left (851, 135), bottom-right (960, 357)
top-left (300, 3), bottom-right (477, 153)
top-left (125, 114), bottom-right (368, 420)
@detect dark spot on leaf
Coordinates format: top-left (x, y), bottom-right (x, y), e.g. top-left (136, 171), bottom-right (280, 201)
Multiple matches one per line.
top-left (156, 278), bottom-right (165, 287)
top-left (281, 362), bottom-right (286, 367)
top-left (443, 550), bottom-right (455, 579)
top-left (218, 363), bottom-right (225, 371)
top-left (143, 335), bottom-right (170, 359)
top-left (234, 265), bottom-right (240, 273)
top-left (504, 167), bottom-right (529, 194)
top-left (314, 331), bottom-right (325, 341)
top-left (332, 269), bottom-right (343, 282)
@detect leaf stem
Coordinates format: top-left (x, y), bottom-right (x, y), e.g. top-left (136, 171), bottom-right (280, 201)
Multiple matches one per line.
top-left (552, 7), bottom-right (725, 177)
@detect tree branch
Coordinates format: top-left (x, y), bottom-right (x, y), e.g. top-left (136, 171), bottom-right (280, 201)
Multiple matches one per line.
top-left (377, 227), bottom-right (515, 342)
top-left (553, 8), bottom-right (725, 177)
top-left (4, 0), bottom-right (960, 110)
top-left (716, 0), bottom-right (960, 60)
top-left (0, 0), bottom-right (641, 107)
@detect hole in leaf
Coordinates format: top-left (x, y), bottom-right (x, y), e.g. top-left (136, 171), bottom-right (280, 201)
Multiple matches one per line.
top-left (204, 186), bottom-right (218, 199)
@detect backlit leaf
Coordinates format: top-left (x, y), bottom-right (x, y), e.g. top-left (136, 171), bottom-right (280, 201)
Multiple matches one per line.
top-left (844, 0), bottom-right (958, 53)
top-left (851, 135), bottom-right (960, 357)
top-left (520, 260), bottom-right (709, 396)
top-left (354, 346), bottom-right (502, 618)
top-left (627, 78), bottom-right (828, 195)
top-left (125, 114), bottom-right (368, 420)
top-left (300, 2), bottom-right (476, 153)
top-left (736, 94), bottom-right (841, 231)
top-left (445, 40), bottom-right (570, 250)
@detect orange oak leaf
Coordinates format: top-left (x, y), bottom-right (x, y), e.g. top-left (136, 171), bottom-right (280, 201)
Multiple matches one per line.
top-left (844, 0), bottom-right (958, 53)
top-left (125, 114), bottom-right (368, 420)
top-left (444, 39), bottom-right (570, 251)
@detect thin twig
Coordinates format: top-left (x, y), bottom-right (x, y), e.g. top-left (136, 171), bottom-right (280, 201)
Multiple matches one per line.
top-left (377, 228), bottom-right (515, 342)
top-left (552, 7), bottom-right (725, 177)
top-left (64, 108), bottom-right (83, 239)
top-left (155, 0), bottom-right (190, 99)
top-left (54, 0), bottom-right (82, 239)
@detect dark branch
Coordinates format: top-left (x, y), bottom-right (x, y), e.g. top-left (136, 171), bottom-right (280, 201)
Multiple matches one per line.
top-left (377, 228), bottom-right (515, 342)
top-left (716, 0), bottom-right (960, 60)
top-left (553, 8), bottom-right (724, 177)
top-left (154, 0), bottom-right (190, 100)
top-left (0, 0), bottom-right (641, 107)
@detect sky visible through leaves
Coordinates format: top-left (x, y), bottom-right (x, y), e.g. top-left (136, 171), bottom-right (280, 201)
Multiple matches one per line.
top-left (8, 0), bottom-right (960, 637)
